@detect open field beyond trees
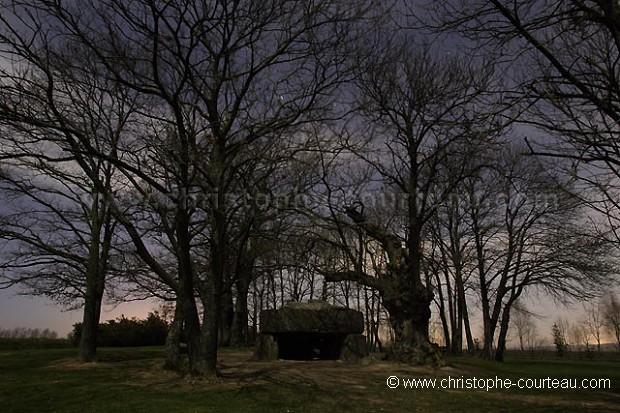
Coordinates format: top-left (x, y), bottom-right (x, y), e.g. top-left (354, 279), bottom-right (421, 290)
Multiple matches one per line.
top-left (1, 346), bottom-right (618, 413)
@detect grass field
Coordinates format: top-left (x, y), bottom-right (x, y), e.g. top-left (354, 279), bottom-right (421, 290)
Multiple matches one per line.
top-left (0, 346), bottom-right (618, 412)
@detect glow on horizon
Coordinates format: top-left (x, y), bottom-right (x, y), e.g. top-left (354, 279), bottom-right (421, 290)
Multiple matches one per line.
top-left (0, 287), bottom-right (159, 337)
top-left (1, 285), bottom-right (617, 345)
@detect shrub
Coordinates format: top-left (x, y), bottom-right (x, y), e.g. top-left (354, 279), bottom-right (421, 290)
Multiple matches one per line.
top-left (71, 312), bottom-right (169, 347)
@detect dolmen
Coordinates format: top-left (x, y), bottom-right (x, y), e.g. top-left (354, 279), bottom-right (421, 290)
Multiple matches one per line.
top-left (255, 300), bottom-right (367, 362)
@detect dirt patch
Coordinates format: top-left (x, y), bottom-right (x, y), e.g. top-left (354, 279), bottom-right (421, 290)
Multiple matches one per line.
top-left (46, 359), bottom-right (115, 370)
top-left (181, 349), bottom-right (466, 390)
top-left (49, 348), bottom-right (449, 391)
top-left (36, 350), bottom-right (516, 391)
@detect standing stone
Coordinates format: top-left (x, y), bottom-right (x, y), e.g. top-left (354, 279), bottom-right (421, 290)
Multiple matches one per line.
top-left (255, 333), bottom-right (279, 360)
top-left (340, 334), bottom-right (368, 362)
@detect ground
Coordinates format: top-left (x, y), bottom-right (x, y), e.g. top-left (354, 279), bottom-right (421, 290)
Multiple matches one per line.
top-left (0, 346), bottom-right (618, 412)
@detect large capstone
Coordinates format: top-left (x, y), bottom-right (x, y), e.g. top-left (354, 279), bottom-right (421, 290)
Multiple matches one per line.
top-left (255, 300), bottom-right (367, 362)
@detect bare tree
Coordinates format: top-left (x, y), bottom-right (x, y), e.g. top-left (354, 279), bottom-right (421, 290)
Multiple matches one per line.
top-left (584, 300), bottom-right (605, 353)
top-left (0, 162), bottom-right (121, 362)
top-left (602, 293), bottom-right (620, 351)
top-left (426, 1), bottom-right (620, 255)
top-left (511, 301), bottom-right (535, 352)
top-left (0, 46), bottom-right (134, 362)
top-left (465, 143), bottom-right (613, 361)
top-left (428, 183), bottom-right (478, 354)
top-left (311, 37), bottom-right (500, 362)
top-left (0, 0), bottom-right (372, 376)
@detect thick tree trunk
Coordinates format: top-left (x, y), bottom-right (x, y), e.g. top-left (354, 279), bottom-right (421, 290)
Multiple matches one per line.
top-left (463, 302), bottom-right (475, 352)
top-left (481, 315), bottom-right (495, 359)
top-left (175, 196), bottom-right (205, 376)
top-left (479, 280), bottom-right (497, 359)
top-left (434, 272), bottom-right (451, 349)
top-left (177, 270), bottom-right (202, 376)
top-left (164, 300), bottom-right (183, 370)
top-left (382, 283), bottom-right (439, 364)
top-left (181, 297), bottom-right (202, 375)
top-left (198, 268), bottom-right (221, 378)
top-left (336, 206), bottom-right (440, 364)
top-left (388, 310), bottom-right (430, 347)
top-left (79, 194), bottom-right (111, 363)
top-left (495, 305), bottom-right (512, 362)
top-left (78, 277), bottom-right (104, 362)
top-left (195, 210), bottom-right (225, 378)
top-left (218, 288), bottom-right (234, 346)
top-left (231, 277), bottom-right (250, 347)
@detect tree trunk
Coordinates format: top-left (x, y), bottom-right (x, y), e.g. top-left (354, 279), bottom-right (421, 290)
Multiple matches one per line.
top-left (495, 305), bottom-right (512, 362)
top-left (433, 268), bottom-right (451, 349)
top-left (79, 193), bottom-right (111, 363)
top-left (231, 277), bottom-right (250, 347)
top-left (462, 298), bottom-right (475, 351)
top-left (451, 290), bottom-right (463, 354)
top-left (179, 286), bottom-right (202, 375)
top-left (198, 267), bottom-right (221, 378)
top-left (388, 308), bottom-right (430, 347)
top-left (218, 288), bottom-right (234, 346)
top-left (453, 265), bottom-right (470, 354)
top-left (164, 300), bottom-right (183, 370)
top-left (479, 285), bottom-right (499, 359)
top-left (196, 208), bottom-right (225, 378)
top-left (332, 207), bottom-right (439, 364)
top-left (383, 283), bottom-right (438, 364)
top-left (481, 315), bottom-right (495, 359)
top-left (472, 213), bottom-right (496, 359)
top-left (175, 196), bottom-right (204, 376)
top-left (78, 275), bottom-right (104, 362)
top-left (250, 283), bottom-right (260, 345)
top-left (176, 242), bottom-right (202, 376)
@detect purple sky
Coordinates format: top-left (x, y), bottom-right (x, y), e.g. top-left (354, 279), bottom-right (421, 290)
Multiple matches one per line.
top-left (0, 287), bottom-right (158, 337)
top-left (0, 283), bottom-right (610, 345)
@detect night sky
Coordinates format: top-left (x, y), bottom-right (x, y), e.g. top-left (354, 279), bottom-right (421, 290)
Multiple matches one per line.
top-left (0, 287), bottom-right (158, 337)
top-left (0, 284), bottom-right (594, 343)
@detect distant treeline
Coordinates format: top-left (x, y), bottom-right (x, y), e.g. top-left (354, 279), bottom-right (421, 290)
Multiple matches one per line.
top-left (0, 328), bottom-right (71, 350)
top-left (0, 327), bottom-right (59, 339)
top-left (70, 312), bottom-right (169, 347)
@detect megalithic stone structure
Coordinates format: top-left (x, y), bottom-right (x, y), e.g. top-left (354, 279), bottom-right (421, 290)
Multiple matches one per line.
top-left (255, 300), bottom-right (368, 362)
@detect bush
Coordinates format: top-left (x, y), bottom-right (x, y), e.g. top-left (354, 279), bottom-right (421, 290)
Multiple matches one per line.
top-left (71, 312), bottom-right (169, 347)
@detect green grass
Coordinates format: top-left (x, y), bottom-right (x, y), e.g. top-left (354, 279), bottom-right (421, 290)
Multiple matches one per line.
top-left (0, 347), bottom-right (618, 412)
